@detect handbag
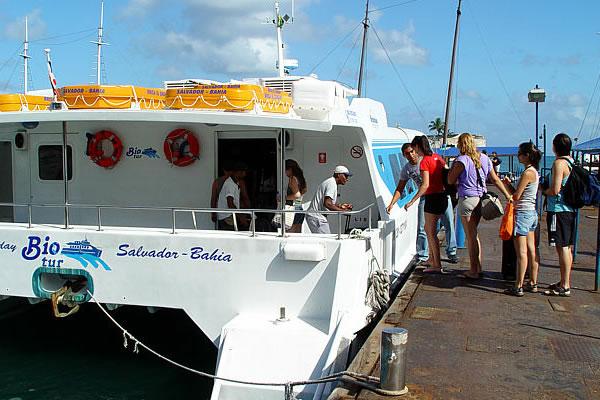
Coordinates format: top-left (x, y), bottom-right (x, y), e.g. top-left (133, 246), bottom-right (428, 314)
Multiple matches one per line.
top-left (499, 202), bottom-right (514, 240)
top-left (481, 191), bottom-right (504, 220)
top-left (475, 163), bottom-right (504, 220)
top-left (272, 204), bottom-right (295, 230)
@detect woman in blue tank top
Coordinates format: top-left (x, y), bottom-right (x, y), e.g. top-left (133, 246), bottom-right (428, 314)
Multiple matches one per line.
top-left (542, 133), bottom-right (576, 297)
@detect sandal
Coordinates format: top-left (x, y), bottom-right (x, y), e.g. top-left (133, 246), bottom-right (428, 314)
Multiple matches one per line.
top-left (524, 282), bottom-right (538, 293)
top-left (504, 286), bottom-right (524, 297)
top-left (462, 271), bottom-right (481, 280)
top-left (547, 282), bottom-right (561, 291)
top-left (544, 286), bottom-right (571, 297)
top-left (423, 267), bottom-right (445, 274)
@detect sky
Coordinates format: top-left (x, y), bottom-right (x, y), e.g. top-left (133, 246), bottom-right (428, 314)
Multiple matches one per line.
top-left (0, 0), bottom-right (599, 147)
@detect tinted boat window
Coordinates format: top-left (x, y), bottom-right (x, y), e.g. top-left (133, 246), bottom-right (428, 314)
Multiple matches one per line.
top-left (397, 153), bottom-right (407, 169)
top-left (39, 145), bottom-right (73, 180)
top-left (388, 154), bottom-right (401, 183)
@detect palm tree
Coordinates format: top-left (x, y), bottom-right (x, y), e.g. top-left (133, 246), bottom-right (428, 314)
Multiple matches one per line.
top-left (428, 117), bottom-right (445, 138)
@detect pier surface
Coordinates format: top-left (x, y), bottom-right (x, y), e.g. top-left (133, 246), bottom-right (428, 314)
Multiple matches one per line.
top-left (331, 206), bottom-right (600, 400)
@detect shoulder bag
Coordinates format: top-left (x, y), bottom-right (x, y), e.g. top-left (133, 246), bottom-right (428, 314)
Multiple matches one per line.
top-left (476, 163), bottom-right (504, 220)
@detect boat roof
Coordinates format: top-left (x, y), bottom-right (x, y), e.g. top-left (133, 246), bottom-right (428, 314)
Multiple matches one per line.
top-left (0, 109), bottom-right (333, 132)
top-left (574, 137), bottom-right (600, 153)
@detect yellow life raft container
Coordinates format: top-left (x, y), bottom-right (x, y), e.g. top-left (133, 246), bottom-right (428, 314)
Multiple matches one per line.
top-left (0, 94), bottom-right (52, 112)
top-left (165, 84), bottom-right (292, 114)
top-left (58, 85), bottom-right (165, 110)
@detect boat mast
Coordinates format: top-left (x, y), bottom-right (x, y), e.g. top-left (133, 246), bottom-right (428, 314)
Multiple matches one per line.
top-left (357, 0), bottom-right (369, 97)
top-left (442, 0), bottom-right (462, 147)
top-left (92, 0), bottom-right (108, 85)
top-left (275, 1), bottom-right (285, 78)
top-left (20, 16), bottom-right (30, 94)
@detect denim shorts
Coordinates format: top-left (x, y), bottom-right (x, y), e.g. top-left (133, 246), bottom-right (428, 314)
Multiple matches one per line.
top-left (514, 210), bottom-right (538, 236)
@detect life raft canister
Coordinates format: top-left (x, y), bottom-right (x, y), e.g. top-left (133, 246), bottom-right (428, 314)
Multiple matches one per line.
top-left (86, 130), bottom-right (123, 168)
top-left (163, 128), bottom-right (200, 167)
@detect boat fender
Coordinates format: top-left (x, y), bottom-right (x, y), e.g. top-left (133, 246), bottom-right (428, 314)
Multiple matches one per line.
top-left (163, 128), bottom-right (200, 167)
top-left (87, 130), bottom-right (123, 169)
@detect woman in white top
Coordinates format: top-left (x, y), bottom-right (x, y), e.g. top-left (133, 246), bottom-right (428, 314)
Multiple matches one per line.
top-left (503, 142), bottom-right (541, 297)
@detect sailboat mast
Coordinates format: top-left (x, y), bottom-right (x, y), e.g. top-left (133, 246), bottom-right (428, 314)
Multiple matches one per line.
top-left (93, 0), bottom-right (106, 85)
top-left (275, 1), bottom-right (285, 78)
top-left (20, 17), bottom-right (30, 94)
top-left (442, 0), bottom-right (462, 147)
top-left (357, 0), bottom-right (369, 97)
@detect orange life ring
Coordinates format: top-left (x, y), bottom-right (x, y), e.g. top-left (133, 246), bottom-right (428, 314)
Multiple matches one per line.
top-left (163, 128), bottom-right (200, 167)
top-left (86, 130), bottom-right (123, 168)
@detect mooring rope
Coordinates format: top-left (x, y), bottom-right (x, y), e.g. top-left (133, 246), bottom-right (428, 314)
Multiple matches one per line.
top-left (85, 290), bottom-right (402, 398)
top-left (348, 228), bottom-right (390, 322)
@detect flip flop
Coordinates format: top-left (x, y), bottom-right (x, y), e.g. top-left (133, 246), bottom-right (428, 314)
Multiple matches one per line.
top-left (423, 267), bottom-right (445, 274)
top-left (462, 271), bottom-right (481, 279)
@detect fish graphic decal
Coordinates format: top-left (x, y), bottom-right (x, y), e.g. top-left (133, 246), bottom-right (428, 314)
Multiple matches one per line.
top-left (60, 239), bottom-right (111, 270)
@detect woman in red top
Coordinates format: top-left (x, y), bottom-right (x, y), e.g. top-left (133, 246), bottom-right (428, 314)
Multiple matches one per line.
top-left (404, 135), bottom-right (448, 273)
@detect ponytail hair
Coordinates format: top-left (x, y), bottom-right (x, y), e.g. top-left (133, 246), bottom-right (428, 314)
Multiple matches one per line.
top-left (411, 135), bottom-right (433, 156)
top-left (518, 142), bottom-right (542, 170)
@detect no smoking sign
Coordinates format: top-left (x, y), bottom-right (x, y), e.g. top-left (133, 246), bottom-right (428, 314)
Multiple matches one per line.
top-left (350, 145), bottom-right (364, 159)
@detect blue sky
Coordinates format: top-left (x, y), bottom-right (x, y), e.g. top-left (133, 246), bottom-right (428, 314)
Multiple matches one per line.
top-left (0, 0), bottom-right (598, 146)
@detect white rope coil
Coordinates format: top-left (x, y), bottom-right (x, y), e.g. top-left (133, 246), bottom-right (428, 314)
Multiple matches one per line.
top-left (348, 228), bottom-right (390, 323)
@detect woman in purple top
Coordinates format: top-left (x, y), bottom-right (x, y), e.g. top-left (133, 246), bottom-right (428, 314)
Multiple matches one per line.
top-left (448, 134), bottom-right (511, 278)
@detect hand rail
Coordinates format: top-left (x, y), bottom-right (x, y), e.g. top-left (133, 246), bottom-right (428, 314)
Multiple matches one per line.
top-left (0, 202), bottom-right (376, 239)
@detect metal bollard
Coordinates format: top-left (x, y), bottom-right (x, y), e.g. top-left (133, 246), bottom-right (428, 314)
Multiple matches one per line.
top-left (380, 327), bottom-right (409, 394)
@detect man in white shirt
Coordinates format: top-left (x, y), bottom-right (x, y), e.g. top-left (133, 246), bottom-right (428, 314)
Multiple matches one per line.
top-left (217, 162), bottom-right (249, 231)
top-left (306, 165), bottom-right (353, 234)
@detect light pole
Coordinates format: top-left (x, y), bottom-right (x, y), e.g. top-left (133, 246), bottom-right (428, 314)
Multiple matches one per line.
top-left (542, 124), bottom-right (547, 173)
top-left (528, 85), bottom-right (546, 149)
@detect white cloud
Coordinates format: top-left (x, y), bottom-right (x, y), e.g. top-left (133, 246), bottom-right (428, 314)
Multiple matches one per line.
top-left (155, 31), bottom-right (277, 74)
top-left (4, 9), bottom-right (46, 40)
top-left (549, 93), bottom-right (587, 122)
top-left (120, 0), bottom-right (303, 75)
top-left (118, 0), bottom-right (161, 19)
top-left (371, 21), bottom-right (428, 66)
top-left (460, 89), bottom-right (483, 101)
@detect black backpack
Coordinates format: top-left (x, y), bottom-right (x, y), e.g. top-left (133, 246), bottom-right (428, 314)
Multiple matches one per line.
top-left (560, 158), bottom-right (600, 208)
top-left (441, 166), bottom-right (458, 207)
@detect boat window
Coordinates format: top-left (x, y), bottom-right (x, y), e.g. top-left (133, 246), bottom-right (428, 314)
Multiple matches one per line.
top-left (378, 155), bottom-right (385, 172)
top-left (38, 145), bottom-right (73, 181)
top-left (396, 153), bottom-right (407, 169)
top-left (388, 154), bottom-right (401, 183)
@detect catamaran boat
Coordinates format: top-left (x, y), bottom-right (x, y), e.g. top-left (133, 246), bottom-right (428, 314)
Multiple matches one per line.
top-left (0, 3), bottom-right (424, 399)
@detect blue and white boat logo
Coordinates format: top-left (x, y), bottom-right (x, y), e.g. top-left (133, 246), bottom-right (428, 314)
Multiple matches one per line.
top-left (61, 239), bottom-right (111, 271)
top-left (126, 146), bottom-right (160, 159)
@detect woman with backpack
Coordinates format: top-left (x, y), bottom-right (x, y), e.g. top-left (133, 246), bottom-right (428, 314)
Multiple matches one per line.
top-left (542, 133), bottom-right (576, 296)
top-left (448, 134), bottom-right (511, 279)
top-left (404, 135), bottom-right (447, 273)
top-left (503, 142), bottom-right (542, 296)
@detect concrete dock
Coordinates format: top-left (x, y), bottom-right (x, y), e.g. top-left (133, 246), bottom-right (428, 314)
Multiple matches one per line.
top-left (331, 206), bottom-right (600, 400)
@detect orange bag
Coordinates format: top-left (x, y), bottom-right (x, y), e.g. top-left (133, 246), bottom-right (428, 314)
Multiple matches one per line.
top-left (499, 202), bottom-right (514, 240)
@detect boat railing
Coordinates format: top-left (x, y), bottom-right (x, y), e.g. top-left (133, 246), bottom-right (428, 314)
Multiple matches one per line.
top-left (0, 202), bottom-right (376, 240)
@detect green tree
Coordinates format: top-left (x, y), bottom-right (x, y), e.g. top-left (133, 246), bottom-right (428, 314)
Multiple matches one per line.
top-left (428, 117), bottom-right (445, 138)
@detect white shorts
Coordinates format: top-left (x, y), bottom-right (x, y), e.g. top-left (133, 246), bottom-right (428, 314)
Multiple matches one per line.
top-left (306, 215), bottom-right (331, 234)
